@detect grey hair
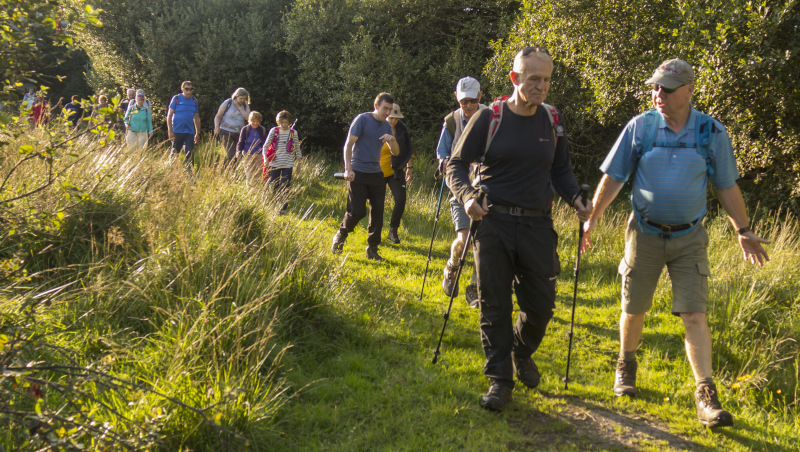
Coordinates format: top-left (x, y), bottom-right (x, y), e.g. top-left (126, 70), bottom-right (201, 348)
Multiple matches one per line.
top-left (232, 87), bottom-right (250, 103)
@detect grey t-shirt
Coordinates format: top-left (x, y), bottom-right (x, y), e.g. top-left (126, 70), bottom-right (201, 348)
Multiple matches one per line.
top-left (348, 112), bottom-right (392, 173)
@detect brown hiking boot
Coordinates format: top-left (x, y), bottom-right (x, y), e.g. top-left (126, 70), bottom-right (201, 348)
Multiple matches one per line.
top-left (479, 381), bottom-right (513, 412)
top-left (365, 246), bottom-right (384, 262)
top-left (613, 358), bottom-right (638, 397)
top-left (695, 383), bottom-right (733, 428)
top-left (442, 259), bottom-right (460, 297)
top-left (465, 283), bottom-right (479, 308)
top-left (512, 353), bottom-right (541, 389)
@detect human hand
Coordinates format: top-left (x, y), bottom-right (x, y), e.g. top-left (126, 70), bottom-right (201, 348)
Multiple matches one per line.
top-left (581, 219), bottom-right (597, 253)
top-left (194, 134), bottom-right (199, 144)
top-left (575, 198), bottom-right (593, 223)
top-left (344, 169), bottom-right (355, 181)
top-left (379, 134), bottom-right (395, 143)
top-left (738, 232), bottom-right (770, 266)
top-left (464, 194), bottom-right (490, 221)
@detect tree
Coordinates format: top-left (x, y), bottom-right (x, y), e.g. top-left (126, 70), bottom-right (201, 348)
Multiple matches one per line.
top-left (489, 0), bottom-right (800, 212)
top-left (76, 0), bottom-right (296, 135)
top-left (282, 0), bottom-right (519, 148)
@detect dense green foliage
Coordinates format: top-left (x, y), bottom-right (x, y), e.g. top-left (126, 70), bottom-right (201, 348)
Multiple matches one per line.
top-left (78, 0), bottom-right (296, 129)
top-left (281, 0), bottom-right (518, 147)
top-left (488, 0), bottom-right (800, 211)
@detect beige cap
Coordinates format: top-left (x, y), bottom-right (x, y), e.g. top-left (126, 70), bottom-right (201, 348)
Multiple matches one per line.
top-left (645, 58), bottom-right (695, 89)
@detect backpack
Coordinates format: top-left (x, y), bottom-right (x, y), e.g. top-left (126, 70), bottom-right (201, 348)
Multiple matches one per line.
top-left (482, 96), bottom-right (564, 161)
top-left (632, 109), bottom-right (716, 178)
top-left (264, 127), bottom-right (295, 163)
top-left (170, 94), bottom-right (197, 111)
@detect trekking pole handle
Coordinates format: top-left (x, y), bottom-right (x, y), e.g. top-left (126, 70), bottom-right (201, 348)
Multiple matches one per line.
top-left (577, 184), bottom-right (589, 210)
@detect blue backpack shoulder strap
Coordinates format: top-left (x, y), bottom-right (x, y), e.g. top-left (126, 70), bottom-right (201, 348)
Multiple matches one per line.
top-left (694, 112), bottom-right (715, 177)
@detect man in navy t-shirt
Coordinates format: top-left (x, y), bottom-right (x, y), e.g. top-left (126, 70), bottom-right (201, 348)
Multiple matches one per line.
top-left (331, 92), bottom-right (399, 261)
top-left (167, 81), bottom-right (201, 167)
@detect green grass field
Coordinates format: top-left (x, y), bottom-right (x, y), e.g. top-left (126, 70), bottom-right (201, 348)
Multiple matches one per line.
top-left (1, 131), bottom-right (798, 451)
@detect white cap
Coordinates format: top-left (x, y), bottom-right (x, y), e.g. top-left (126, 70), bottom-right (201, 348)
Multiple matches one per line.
top-left (456, 77), bottom-right (480, 101)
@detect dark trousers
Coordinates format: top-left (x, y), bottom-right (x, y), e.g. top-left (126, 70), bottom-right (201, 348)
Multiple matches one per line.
top-left (339, 171), bottom-right (386, 249)
top-left (474, 213), bottom-right (560, 388)
top-left (171, 133), bottom-right (195, 167)
top-left (270, 167), bottom-right (293, 195)
top-left (384, 174), bottom-right (406, 229)
top-left (217, 129), bottom-right (239, 164)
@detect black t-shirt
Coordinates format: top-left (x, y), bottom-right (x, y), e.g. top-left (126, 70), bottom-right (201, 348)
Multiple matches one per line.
top-left (447, 102), bottom-right (579, 211)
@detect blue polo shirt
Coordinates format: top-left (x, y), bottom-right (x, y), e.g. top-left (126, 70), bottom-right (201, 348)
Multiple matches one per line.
top-left (601, 108), bottom-right (738, 226)
top-left (169, 94), bottom-right (199, 134)
top-left (348, 112), bottom-right (392, 173)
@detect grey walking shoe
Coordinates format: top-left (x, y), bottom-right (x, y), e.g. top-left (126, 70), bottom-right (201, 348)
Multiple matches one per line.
top-left (695, 383), bottom-right (733, 428)
top-left (465, 283), bottom-right (479, 308)
top-left (331, 230), bottom-right (347, 254)
top-left (512, 353), bottom-right (541, 389)
top-left (387, 227), bottom-right (400, 244)
top-left (479, 381), bottom-right (513, 412)
top-left (613, 358), bottom-right (638, 397)
top-left (441, 259), bottom-right (459, 297)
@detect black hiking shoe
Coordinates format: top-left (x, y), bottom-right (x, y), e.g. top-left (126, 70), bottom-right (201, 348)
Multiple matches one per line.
top-left (695, 383), bottom-right (733, 428)
top-left (465, 283), bottom-right (479, 308)
top-left (442, 259), bottom-right (459, 297)
top-left (614, 358), bottom-right (638, 397)
top-left (512, 353), bottom-right (541, 389)
top-left (480, 382), bottom-right (513, 412)
top-left (387, 227), bottom-right (400, 244)
top-left (366, 247), bottom-right (384, 262)
top-left (331, 230), bottom-right (347, 254)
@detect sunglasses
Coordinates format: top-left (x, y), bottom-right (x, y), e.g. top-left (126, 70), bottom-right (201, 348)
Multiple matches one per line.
top-left (653, 84), bottom-right (680, 94)
top-left (521, 45), bottom-right (550, 56)
top-left (183, 87), bottom-right (194, 91)
top-left (459, 99), bottom-right (479, 106)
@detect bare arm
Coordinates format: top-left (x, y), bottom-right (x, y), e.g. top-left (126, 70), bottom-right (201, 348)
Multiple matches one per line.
top-left (382, 134), bottom-right (400, 156)
top-left (343, 134), bottom-right (358, 181)
top-left (716, 183), bottom-right (770, 266)
top-left (581, 174), bottom-right (625, 251)
top-left (193, 113), bottom-right (201, 143)
top-left (213, 103), bottom-right (227, 134)
top-left (166, 109), bottom-right (175, 140)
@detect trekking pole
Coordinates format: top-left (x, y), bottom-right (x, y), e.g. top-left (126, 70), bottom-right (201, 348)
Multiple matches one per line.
top-left (564, 184), bottom-right (590, 389)
top-left (432, 185), bottom-right (489, 364)
top-left (418, 177), bottom-right (447, 300)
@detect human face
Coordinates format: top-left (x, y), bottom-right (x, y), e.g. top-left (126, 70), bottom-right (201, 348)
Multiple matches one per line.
top-left (387, 117), bottom-right (398, 127)
top-left (236, 95), bottom-right (247, 105)
top-left (459, 96), bottom-right (481, 120)
top-left (182, 85), bottom-right (194, 98)
top-left (374, 101), bottom-right (392, 121)
top-left (651, 84), bottom-right (693, 118)
top-left (277, 118), bottom-right (290, 130)
top-left (511, 55), bottom-right (552, 107)
top-left (250, 117), bottom-right (262, 128)
top-left (136, 98), bottom-right (144, 107)
top-left (127, 90), bottom-right (136, 99)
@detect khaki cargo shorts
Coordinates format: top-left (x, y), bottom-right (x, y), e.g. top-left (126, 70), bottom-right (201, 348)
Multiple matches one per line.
top-left (618, 213), bottom-right (710, 315)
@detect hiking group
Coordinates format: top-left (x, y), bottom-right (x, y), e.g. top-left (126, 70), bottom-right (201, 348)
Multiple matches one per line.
top-left (327, 48), bottom-right (770, 427)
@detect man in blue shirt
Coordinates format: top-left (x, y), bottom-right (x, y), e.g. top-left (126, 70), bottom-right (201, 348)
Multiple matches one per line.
top-left (435, 76), bottom-right (486, 307)
top-left (167, 81), bottom-right (201, 167)
top-left (582, 58), bottom-right (770, 428)
top-left (331, 92), bottom-right (399, 261)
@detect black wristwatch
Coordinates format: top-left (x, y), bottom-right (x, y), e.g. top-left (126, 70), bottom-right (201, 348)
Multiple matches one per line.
top-left (738, 226), bottom-right (751, 235)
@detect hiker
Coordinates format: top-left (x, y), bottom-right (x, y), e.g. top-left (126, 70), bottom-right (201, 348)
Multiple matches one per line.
top-left (123, 89), bottom-right (153, 150)
top-left (120, 88), bottom-right (136, 117)
top-left (63, 95), bottom-right (83, 129)
top-left (167, 81), bottom-right (201, 168)
top-left (447, 46), bottom-right (591, 412)
top-left (331, 92), bottom-right (399, 261)
top-left (236, 111), bottom-right (267, 184)
top-left (21, 87), bottom-right (36, 110)
top-left (582, 58), bottom-right (770, 428)
top-left (118, 88), bottom-right (136, 130)
top-left (436, 76), bottom-right (487, 307)
top-left (263, 110), bottom-right (302, 209)
top-left (214, 88), bottom-right (251, 165)
top-left (91, 95), bottom-right (110, 120)
top-left (31, 93), bottom-right (50, 126)
top-left (382, 102), bottom-right (413, 244)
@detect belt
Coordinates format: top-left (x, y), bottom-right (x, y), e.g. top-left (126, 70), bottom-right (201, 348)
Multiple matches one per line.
top-left (644, 218), bottom-right (698, 233)
top-left (492, 205), bottom-right (549, 217)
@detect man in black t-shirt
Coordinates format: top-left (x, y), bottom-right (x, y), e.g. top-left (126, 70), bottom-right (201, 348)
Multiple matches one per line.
top-left (447, 46), bottom-right (592, 412)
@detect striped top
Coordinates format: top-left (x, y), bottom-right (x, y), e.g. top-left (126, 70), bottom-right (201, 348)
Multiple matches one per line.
top-left (263, 128), bottom-right (302, 169)
top-left (600, 108), bottom-right (738, 225)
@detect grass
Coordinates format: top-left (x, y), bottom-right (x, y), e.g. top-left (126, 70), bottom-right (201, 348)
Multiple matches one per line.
top-left (1, 124), bottom-right (798, 451)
